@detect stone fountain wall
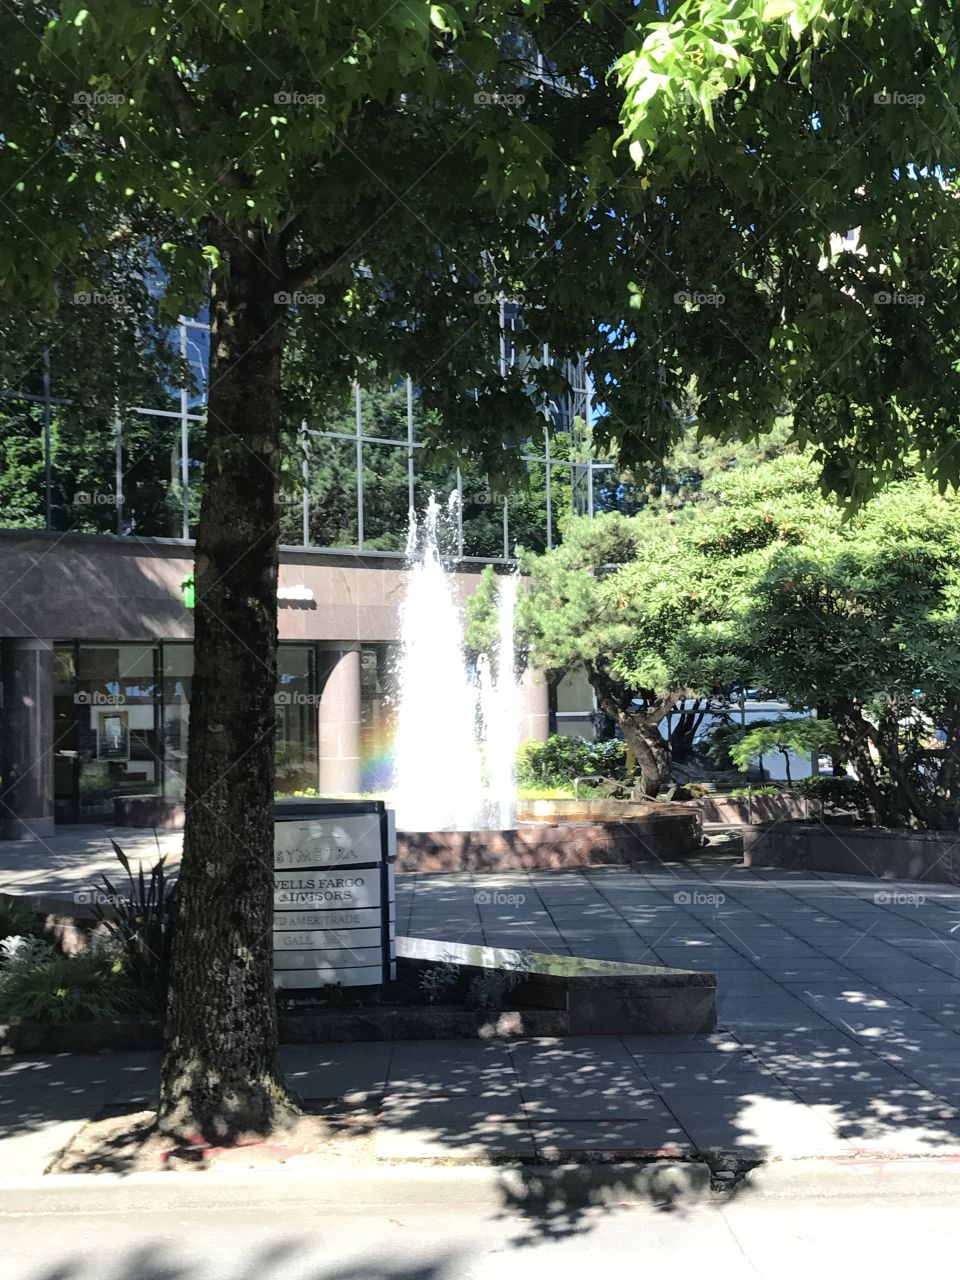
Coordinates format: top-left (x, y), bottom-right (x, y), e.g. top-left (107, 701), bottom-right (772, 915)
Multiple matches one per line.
top-left (396, 808), bottom-right (702, 873)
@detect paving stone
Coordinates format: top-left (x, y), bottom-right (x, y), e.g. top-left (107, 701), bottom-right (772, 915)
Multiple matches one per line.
top-left (663, 1090), bottom-right (856, 1158)
top-left (718, 997), bottom-right (829, 1031)
top-left (386, 1040), bottom-right (516, 1096)
top-left (632, 1050), bottom-right (777, 1093)
top-left (519, 1083), bottom-right (676, 1122)
top-left (281, 1043), bottom-right (393, 1098)
top-left (529, 1117), bottom-right (692, 1158)
top-left (374, 1093), bottom-right (534, 1161)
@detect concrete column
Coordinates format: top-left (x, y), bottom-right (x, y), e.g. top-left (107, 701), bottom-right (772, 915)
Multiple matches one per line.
top-left (318, 647), bottom-right (362, 795)
top-left (1, 638), bottom-right (55, 839)
top-left (518, 666), bottom-right (550, 743)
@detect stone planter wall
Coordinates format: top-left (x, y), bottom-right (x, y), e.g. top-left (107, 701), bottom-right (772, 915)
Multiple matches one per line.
top-left (742, 822), bottom-right (960, 885)
top-left (700, 793), bottom-right (820, 825)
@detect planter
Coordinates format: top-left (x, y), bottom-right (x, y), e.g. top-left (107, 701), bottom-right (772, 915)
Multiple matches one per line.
top-left (700, 792), bottom-right (820, 825)
top-left (742, 822), bottom-right (960, 885)
top-left (1, 934), bottom-right (717, 1053)
top-left (399, 809), bottom-right (703, 873)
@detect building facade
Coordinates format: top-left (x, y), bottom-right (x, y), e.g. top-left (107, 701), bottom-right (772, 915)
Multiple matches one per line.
top-left (0, 529), bottom-right (550, 837)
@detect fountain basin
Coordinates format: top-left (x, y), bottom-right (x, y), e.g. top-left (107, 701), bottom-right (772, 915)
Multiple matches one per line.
top-left (396, 808), bottom-right (702, 873)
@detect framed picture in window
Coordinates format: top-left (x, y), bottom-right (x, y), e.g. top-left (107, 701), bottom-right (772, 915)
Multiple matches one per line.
top-left (96, 710), bottom-right (129, 762)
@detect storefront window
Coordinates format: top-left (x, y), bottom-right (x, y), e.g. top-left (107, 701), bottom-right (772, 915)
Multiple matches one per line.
top-left (74, 643), bottom-right (160, 819)
top-left (555, 665), bottom-right (596, 740)
top-left (52, 640), bottom-right (322, 819)
top-left (161, 643), bottom-right (192, 800)
top-left (275, 645), bottom-right (317, 796)
top-left (52, 645), bottom-right (79, 821)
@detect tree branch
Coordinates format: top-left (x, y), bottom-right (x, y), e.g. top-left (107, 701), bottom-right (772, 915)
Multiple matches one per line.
top-left (282, 245), bottom-right (353, 293)
top-left (165, 63), bottom-right (199, 138)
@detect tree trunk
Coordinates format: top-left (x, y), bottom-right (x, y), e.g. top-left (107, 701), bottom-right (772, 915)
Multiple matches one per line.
top-left (621, 714), bottom-right (670, 797)
top-left (670, 700), bottom-right (706, 764)
top-left (158, 224), bottom-right (295, 1143)
top-left (834, 704), bottom-right (912, 828)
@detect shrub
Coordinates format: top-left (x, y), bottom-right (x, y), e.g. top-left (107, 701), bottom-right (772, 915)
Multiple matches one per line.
top-left (0, 937), bottom-right (145, 1023)
top-left (729, 717), bottom-right (839, 784)
top-left (796, 774), bottom-right (874, 822)
top-left (92, 840), bottom-right (178, 998)
top-left (0, 898), bottom-right (42, 942)
top-left (0, 934), bottom-right (50, 968)
top-left (419, 962), bottom-right (460, 1004)
top-left (698, 720), bottom-right (746, 770)
top-left (516, 734), bottom-right (627, 787)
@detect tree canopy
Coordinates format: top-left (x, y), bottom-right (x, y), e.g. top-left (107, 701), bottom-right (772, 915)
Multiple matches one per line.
top-left (6, 0), bottom-right (960, 1140)
top-left (5, 3), bottom-right (960, 493)
top-left (473, 451), bottom-right (960, 825)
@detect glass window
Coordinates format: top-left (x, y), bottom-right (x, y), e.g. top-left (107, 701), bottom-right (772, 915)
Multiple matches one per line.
top-left (53, 644), bottom-right (79, 821)
top-left (51, 404), bottom-right (119, 533)
top-left (306, 436), bottom-right (358, 548)
top-left (275, 645), bottom-right (317, 796)
top-left (120, 413), bottom-right (184, 538)
top-left (360, 643), bottom-right (396, 793)
top-left (160, 643), bottom-right (192, 801)
top-left (361, 442), bottom-right (408, 552)
top-left (74, 643), bottom-right (160, 819)
top-left (556, 665), bottom-right (594, 714)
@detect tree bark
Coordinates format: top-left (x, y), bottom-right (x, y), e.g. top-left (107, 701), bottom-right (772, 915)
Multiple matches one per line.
top-left (670, 699), bottom-right (707, 764)
top-left (584, 662), bottom-right (677, 796)
top-left (158, 223), bottom-right (296, 1143)
top-left (622, 716), bottom-right (671, 796)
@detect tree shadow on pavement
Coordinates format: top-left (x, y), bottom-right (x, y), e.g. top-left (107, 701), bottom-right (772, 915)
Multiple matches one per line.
top-left (26, 1245), bottom-right (457, 1280)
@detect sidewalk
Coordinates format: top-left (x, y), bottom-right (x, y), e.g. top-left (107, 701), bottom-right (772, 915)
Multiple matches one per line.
top-left (4, 832), bottom-right (960, 1181)
top-left (1, 825), bottom-right (181, 901)
top-left (5, 1028), bottom-right (960, 1185)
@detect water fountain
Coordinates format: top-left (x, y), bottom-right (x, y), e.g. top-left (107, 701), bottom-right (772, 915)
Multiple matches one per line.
top-left (393, 493), bottom-right (519, 832)
top-left (391, 492), bottom-right (702, 871)
top-left (385, 494), bottom-right (714, 1039)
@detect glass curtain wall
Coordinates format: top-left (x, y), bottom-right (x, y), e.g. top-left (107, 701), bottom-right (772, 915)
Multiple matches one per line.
top-left (72, 643), bottom-right (162, 820)
top-left (275, 645), bottom-right (317, 796)
top-left (1, 320), bottom-right (616, 563)
top-left (52, 640), bottom-right (322, 819)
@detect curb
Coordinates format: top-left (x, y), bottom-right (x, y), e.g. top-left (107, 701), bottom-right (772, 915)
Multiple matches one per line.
top-left (5, 1155), bottom-right (960, 1205)
top-left (741, 1154), bottom-right (960, 1198)
top-left (0, 1160), bottom-right (712, 1209)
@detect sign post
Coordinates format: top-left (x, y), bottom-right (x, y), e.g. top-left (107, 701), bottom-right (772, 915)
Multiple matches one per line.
top-left (273, 800), bottom-right (396, 990)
